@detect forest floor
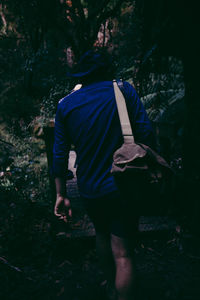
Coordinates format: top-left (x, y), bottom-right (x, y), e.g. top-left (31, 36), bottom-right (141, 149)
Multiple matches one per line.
top-left (1, 132), bottom-right (200, 300)
top-left (1, 215), bottom-right (200, 300)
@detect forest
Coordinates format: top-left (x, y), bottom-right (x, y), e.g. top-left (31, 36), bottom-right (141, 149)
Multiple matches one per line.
top-left (0, 1), bottom-right (200, 299)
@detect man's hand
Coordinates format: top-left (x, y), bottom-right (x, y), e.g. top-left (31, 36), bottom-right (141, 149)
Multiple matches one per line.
top-left (54, 195), bottom-right (72, 223)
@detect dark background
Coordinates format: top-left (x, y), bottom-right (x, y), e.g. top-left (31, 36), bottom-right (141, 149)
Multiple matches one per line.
top-left (0, 1), bottom-right (200, 299)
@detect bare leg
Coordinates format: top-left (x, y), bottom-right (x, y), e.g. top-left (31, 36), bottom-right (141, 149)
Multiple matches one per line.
top-left (111, 234), bottom-right (137, 300)
top-left (96, 231), bottom-right (117, 299)
top-left (96, 231), bottom-right (116, 284)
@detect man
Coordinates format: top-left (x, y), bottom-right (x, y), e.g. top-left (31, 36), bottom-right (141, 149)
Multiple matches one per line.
top-left (53, 50), bottom-right (156, 300)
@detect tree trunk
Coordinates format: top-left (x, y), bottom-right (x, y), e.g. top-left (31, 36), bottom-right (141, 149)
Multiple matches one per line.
top-left (182, 30), bottom-right (200, 235)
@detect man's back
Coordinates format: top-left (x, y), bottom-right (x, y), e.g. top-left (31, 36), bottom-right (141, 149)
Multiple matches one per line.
top-left (53, 80), bottom-right (155, 199)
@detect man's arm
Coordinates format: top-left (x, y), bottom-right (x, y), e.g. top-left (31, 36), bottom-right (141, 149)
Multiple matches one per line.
top-left (54, 177), bottom-right (72, 222)
top-left (55, 177), bottom-right (67, 197)
top-left (53, 103), bottom-right (72, 222)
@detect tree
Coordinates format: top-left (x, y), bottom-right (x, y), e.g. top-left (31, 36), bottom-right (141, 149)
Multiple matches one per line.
top-left (134, 0), bottom-right (200, 232)
top-left (1, 0), bottom-right (133, 98)
top-left (3, 0), bottom-right (131, 57)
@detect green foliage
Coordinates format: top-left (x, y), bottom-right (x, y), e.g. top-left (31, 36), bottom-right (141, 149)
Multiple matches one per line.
top-left (0, 173), bottom-right (14, 191)
top-left (0, 1), bottom-right (71, 126)
top-left (0, 121), bottom-right (49, 203)
top-left (30, 82), bottom-right (70, 132)
top-left (138, 56), bottom-right (185, 122)
top-left (41, 83), bottom-right (70, 120)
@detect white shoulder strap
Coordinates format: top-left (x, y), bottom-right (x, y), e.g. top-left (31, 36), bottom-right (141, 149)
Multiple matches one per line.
top-left (113, 80), bottom-right (135, 144)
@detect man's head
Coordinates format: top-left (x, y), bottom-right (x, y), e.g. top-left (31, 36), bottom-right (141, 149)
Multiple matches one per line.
top-left (68, 49), bottom-right (115, 85)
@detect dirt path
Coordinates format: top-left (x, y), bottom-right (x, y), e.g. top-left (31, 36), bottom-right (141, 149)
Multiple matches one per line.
top-left (1, 231), bottom-right (200, 300)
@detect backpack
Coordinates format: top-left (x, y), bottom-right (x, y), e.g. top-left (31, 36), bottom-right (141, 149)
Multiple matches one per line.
top-left (111, 80), bottom-right (174, 215)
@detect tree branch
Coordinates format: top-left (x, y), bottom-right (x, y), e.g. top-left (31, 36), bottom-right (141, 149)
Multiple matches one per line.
top-left (88, 0), bottom-right (111, 20)
top-left (0, 4), bottom-right (7, 34)
top-left (90, 0), bottom-right (123, 43)
top-left (0, 257), bottom-right (34, 281)
top-left (72, 0), bottom-right (85, 23)
top-left (0, 138), bottom-right (14, 147)
top-left (98, 0), bottom-right (123, 24)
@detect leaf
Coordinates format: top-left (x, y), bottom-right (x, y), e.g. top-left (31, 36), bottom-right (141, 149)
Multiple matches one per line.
top-left (59, 260), bottom-right (72, 268)
top-left (57, 286), bottom-right (65, 297)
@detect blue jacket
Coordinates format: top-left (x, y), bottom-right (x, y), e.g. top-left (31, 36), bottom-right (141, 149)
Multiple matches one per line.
top-left (52, 81), bottom-right (156, 198)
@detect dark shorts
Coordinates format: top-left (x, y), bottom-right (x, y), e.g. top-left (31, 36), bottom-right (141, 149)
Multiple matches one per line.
top-left (82, 191), bottom-right (139, 238)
